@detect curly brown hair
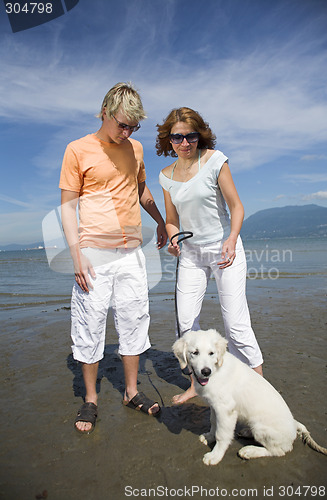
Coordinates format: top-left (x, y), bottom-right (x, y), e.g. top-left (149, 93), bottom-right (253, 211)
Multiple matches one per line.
top-left (156, 107), bottom-right (216, 157)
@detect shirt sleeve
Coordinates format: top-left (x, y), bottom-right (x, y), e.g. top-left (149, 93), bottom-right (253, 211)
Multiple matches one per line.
top-left (59, 144), bottom-right (83, 192)
top-left (159, 171), bottom-right (171, 191)
top-left (211, 150), bottom-right (229, 182)
top-left (129, 138), bottom-right (146, 184)
top-left (137, 159), bottom-right (146, 183)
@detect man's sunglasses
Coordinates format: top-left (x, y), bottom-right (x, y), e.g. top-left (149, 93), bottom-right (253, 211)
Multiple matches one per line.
top-left (169, 132), bottom-right (200, 144)
top-left (112, 115), bottom-right (141, 133)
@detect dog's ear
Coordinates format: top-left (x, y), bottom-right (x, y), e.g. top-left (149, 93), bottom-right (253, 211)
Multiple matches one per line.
top-left (214, 332), bottom-right (228, 367)
top-left (172, 337), bottom-right (188, 370)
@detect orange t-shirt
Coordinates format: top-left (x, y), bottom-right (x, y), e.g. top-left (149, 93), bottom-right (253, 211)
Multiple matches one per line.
top-left (59, 134), bottom-right (146, 249)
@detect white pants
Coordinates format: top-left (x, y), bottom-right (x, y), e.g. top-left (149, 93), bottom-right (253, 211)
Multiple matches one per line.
top-left (71, 247), bottom-right (150, 363)
top-left (177, 237), bottom-right (263, 368)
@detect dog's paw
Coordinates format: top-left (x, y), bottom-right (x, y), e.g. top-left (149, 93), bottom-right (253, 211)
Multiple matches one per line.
top-left (238, 446), bottom-right (252, 460)
top-left (203, 451), bottom-right (221, 466)
top-left (199, 434), bottom-right (208, 445)
top-left (199, 433), bottom-right (215, 446)
top-left (238, 445), bottom-right (270, 460)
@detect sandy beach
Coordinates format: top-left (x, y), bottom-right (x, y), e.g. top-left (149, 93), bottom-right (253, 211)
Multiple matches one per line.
top-left (1, 286), bottom-right (326, 500)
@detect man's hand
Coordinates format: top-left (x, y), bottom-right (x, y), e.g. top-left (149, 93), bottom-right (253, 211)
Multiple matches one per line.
top-left (139, 182), bottom-right (168, 249)
top-left (73, 253), bottom-right (96, 293)
top-left (156, 221), bottom-right (168, 249)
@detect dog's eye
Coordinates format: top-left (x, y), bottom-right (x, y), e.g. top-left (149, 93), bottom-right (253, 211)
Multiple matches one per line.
top-left (191, 350), bottom-right (199, 356)
top-left (209, 352), bottom-right (214, 356)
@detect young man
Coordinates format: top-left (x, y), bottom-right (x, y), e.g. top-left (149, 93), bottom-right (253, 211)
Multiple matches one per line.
top-left (60, 83), bottom-right (167, 433)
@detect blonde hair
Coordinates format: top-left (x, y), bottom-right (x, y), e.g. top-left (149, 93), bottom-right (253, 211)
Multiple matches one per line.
top-left (97, 82), bottom-right (147, 122)
top-left (156, 107), bottom-right (216, 157)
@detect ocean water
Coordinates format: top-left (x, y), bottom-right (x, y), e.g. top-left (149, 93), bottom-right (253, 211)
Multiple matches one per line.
top-left (0, 237), bottom-right (326, 316)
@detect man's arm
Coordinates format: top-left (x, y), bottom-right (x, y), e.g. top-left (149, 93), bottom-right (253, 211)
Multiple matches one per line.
top-left (138, 181), bottom-right (167, 249)
top-left (61, 189), bottom-right (95, 292)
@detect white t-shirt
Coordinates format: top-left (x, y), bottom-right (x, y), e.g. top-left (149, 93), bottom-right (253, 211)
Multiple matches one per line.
top-left (159, 150), bottom-right (231, 245)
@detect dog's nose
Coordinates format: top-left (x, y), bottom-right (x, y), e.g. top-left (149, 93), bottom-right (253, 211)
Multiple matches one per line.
top-left (201, 367), bottom-right (211, 377)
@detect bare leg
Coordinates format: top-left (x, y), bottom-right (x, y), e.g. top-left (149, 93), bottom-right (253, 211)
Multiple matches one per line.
top-left (172, 374), bottom-right (198, 405)
top-left (122, 355), bottom-right (160, 415)
top-left (253, 364), bottom-right (263, 376)
top-left (75, 362), bottom-right (99, 433)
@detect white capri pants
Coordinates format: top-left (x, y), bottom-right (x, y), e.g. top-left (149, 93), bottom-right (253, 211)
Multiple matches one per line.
top-left (177, 237), bottom-right (263, 368)
top-left (71, 247), bottom-right (150, 363)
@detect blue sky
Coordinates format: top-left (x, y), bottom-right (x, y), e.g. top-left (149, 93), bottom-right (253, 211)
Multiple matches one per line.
top-left (0, 0), bottom-right (326, 245)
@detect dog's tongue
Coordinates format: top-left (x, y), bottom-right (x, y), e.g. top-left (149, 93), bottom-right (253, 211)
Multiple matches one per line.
top-left (198, 378), bottom-right (209, 386)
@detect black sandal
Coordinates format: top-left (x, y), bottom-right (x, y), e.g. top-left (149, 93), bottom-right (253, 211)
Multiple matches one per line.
top-left (123, 392), bottom-right (161, 417)
top-left (74, 402), bottom-right (98, 434)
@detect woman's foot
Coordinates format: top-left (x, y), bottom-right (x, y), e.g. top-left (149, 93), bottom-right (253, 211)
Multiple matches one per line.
top-left (253, 364), bottom-right (263, 376)
top-left (172, 385), bottom-right (198, 405)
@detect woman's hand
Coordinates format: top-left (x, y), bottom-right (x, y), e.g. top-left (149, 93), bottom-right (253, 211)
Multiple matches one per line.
top-left (167, 241), bottom-right (181, 257)
top-left (217, 235), bottom-right (237, 269)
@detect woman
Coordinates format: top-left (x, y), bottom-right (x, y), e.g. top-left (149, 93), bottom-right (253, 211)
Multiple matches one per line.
top-left (157, 107), bottom-right (263, 405)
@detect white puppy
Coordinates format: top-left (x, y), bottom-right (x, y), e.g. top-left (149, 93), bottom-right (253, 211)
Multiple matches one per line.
top-left (173, 329), bottom-right (327, 466)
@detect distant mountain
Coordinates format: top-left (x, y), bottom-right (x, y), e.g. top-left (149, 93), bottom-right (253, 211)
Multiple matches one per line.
top-left (0, 241), bottom-right (45, 251)
top-left (1, 205), bottom-right (326, 250)
top-left (241, 204), bottom-right (327, 239)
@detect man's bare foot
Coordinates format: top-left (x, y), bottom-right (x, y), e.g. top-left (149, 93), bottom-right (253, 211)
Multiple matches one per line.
top-left (75, 400), bottom-right (98, 433)
top-left (172, 385), bottom-right (197, 405)
top-left (75, 419), bottom-right (93, 433)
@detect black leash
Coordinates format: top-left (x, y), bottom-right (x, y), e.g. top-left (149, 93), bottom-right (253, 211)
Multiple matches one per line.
top-left (170, 231), bottom-right (193, 376)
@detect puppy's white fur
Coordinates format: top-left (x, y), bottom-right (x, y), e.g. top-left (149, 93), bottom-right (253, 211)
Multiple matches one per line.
top-left (173, 329), bottom-right (327, 466)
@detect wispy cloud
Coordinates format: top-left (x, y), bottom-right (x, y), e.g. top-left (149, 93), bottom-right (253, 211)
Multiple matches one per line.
top-left (0, 211), bottom-right (45, 244)
top-left (274, 195), bottom-right (286, 201)
top-left (0, 0), bottom-right (326, 244)
top-left (302, 191), bottom-right (327, 201)
top-left (284, 173), bottom-right (327, 183)
top-left (0, 194), bottom-right (32, 207)
top-left (0, 4), bottom-right (326, 174)
top-left (301, 154), bottom-right (327, 161)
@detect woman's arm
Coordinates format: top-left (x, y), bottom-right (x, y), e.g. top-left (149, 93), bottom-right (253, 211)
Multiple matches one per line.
top-left (217, 162), bottom-right (244, 268)
top-left (162, 188), bottom-right (181, 256)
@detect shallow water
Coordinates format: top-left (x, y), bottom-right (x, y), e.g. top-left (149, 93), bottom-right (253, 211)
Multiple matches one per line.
top-left (0, 237), bottom-right (326, 316)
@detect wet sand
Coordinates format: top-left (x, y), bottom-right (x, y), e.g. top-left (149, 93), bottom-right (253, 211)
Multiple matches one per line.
top-left (1, 288), bottom-right (326, 500)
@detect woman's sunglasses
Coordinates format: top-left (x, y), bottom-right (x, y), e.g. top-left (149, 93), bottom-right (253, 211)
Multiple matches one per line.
top-left (169, 132), bottom-right (200, 144)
